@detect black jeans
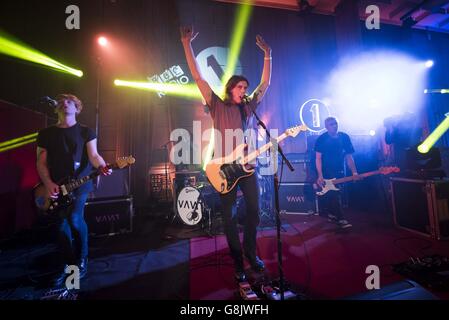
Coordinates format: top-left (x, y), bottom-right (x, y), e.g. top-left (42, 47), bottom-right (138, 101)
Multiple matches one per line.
top-left (220, 173), bottom-right (260, 267)
top-left (58, 192), bottom-right (89, 265)
top-left (318, 190), bottom-right (344, 220)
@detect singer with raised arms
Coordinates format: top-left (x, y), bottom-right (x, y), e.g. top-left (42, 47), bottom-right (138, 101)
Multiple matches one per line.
top-left (180, 26), bottom-right (271, 282)
top-left (36, 94), bottom-right (111, 287)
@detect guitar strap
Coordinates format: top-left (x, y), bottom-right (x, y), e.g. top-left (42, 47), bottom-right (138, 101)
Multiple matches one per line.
top-left (238, 104), bottom-right (247, 132)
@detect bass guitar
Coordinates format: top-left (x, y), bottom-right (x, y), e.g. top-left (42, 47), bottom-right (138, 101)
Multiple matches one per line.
top-left (315, 166), bottom-right (400, 196)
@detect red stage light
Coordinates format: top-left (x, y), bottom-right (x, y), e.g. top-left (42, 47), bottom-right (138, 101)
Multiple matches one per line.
top-left (98, 36), bottom-right (108, 47)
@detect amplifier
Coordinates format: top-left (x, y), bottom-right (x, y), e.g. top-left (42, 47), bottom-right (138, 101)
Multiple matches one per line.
top-left (391, 177), bottom-right (449, 240)
top-left (278, 153), bottom-right (313, 183)
top-left (85, 196), bottom-right (133, 237)
top-left (279, 183), bottom-right (317, 215)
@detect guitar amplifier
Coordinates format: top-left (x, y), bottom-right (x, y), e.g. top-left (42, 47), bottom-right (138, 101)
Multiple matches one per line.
top-left (84, 196), bottom-right (133, 237)
top-left (391, 178), bottom-right (449, 240)
top-left (279, 183), bottom-right (317, 215)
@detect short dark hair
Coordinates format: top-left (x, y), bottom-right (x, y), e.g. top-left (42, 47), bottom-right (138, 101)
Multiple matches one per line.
top-left (224, 75), bottom-right (249, 104)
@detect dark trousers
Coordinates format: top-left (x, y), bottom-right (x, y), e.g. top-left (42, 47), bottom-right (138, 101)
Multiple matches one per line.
top-left (318, 190), bottom-right (344, 220)
top-left (220, 174), bottom-right (260, 267)
top-left (58, 192), bottom-right (89, 265)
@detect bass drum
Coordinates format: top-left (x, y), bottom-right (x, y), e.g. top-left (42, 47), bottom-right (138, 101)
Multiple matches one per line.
top-left (176, 186), bottom-right (203, 225)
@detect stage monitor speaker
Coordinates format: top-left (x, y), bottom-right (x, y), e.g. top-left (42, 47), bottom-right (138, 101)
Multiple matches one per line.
top-left (345, 280), bottom-right (438, 300)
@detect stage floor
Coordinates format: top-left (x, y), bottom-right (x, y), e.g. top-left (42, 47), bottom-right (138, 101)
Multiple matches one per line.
top-left (1, 209), bottom-right (448, 300)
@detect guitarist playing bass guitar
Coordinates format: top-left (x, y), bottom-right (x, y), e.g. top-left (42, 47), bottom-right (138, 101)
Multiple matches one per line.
top-left (315, 117), bottom-right (360, 229)
top-left (181, 26), bottom-right (272, 282)
top-left (36, 94), bottom-right (111, 287)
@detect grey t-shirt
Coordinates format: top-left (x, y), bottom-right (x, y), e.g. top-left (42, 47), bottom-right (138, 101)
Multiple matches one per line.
top-left (207, 92), bottom-right (258, 159)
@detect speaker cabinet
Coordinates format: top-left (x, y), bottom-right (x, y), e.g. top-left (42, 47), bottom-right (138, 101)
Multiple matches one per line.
top-left (279, 183), bottom-right (317, 215)
top-left (85, 196), bottom-right (133, 237)
top-left (391, 178), bottom-right (449, 240)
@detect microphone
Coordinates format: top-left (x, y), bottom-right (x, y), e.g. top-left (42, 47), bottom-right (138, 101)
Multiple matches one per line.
top-left (40, 96), bottom-right (58, 107)
top-left (241, 95), bottom-right (251, 105)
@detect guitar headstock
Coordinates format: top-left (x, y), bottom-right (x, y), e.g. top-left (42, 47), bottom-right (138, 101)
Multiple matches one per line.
top-left (116, 156), bottom-right (136, 169)
top-left (285, 124), bottom-right (308, 138)
top-left (379, 166), bottom-right (400, 175)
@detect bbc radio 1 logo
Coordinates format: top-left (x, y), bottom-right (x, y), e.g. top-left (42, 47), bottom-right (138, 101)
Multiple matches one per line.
top-left (148, 65), bottom-right (190, 98)
top-left (299, 99), bottom-right (331, 133)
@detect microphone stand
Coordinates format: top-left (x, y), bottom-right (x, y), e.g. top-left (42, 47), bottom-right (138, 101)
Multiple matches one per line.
top-left (250, 107), bottom-right (294, 301)
top-left (160, 141), bottom-right (172, 204)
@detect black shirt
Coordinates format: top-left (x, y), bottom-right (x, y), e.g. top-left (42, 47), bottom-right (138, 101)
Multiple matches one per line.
top-left (37, 123), bottom-right (96, 194)
top-left (314, 132), bottom-right (355, 179)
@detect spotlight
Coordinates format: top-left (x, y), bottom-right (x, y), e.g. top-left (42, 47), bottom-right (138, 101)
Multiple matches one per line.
top-left (369, 130), bottom-right (376, 136)
top-left (424, 89), bottom-right (428, 94)
top-left (98, 36), bottom-right (108, 47)
top-left (424, 60), bottom-right (434, 68)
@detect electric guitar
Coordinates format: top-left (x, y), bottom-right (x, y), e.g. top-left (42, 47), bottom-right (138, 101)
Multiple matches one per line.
top-left (205, 125), bottom-right (308, 194)
top-left (315, 166), bottom-right (400, 196)
top-left (34, 156), bottom-right (136, 214)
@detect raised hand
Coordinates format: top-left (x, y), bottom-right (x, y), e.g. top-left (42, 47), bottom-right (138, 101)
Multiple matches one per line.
top-left (256, 34), bottom-right (271, 55)
top-left (180, 26), bottom-right (199, 43)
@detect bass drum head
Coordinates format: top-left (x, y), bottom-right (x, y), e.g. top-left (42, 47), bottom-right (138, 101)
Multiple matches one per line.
top-left (177, 186), bottom-right (203, 225)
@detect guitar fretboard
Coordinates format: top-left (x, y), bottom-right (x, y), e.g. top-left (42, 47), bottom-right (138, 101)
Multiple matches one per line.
top-left (63, 164), bottom-right (119, 193)
top-left (332, 170), bottom-right (381, 185)
top-left (243, 133), bottom-right (288, 165)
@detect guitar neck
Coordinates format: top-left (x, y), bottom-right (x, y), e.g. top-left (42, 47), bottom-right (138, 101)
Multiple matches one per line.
top-left (332, 170), bottom-right (380, 185)
top-left (64, 163), bottom-right (118, 192)
top-left (243, 132), bottom-right (288, 164)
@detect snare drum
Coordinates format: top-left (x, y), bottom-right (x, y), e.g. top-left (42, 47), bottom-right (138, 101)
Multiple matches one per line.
top-left (176, 186), bottom-right (203, 225)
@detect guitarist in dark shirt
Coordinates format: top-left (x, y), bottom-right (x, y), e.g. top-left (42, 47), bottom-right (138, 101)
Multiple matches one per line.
top-left (36, 94), bottom-right (111, 286)
top-left (315, 117), bottom-right (359, 229)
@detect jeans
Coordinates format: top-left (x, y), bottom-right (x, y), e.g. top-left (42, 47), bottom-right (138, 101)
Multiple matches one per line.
top-left (318, 190), bottom-right (344, 220)
top-left (220, 174), bottom-right (260, 267)
top-left (58, 192), bottom-right (89, 265)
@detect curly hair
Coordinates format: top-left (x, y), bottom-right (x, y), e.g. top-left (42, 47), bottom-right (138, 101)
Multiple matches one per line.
top-left (224, 75), bottom-right (249, 104)
top-left (55, 93), bottom-right (83, 114)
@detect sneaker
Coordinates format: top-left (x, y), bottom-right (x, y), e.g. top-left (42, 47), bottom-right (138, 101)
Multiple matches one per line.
top-left (235, 269), bottom-right (247, 282)
top-left (248, 256), bottom-right (265, 272)
top-left (53, 265), bottom-right (69, 288)
top-left (338, 220), bottom-right (352, 229)
top-left (79, 258), bottom-right (88, 279)
top-left (327, 214), bottom-right (338, 222)
top-left (234, 258), bottom-right (246, 282)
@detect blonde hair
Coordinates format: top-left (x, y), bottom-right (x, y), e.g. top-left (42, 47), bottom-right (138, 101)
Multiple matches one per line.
top-left (55, 94), bottom-right (83, 114)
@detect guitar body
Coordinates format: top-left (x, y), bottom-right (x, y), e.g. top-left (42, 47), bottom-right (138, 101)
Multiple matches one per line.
top-left (33, 182), bottom-right (74, 214)
top-left (205, 144), bottom-right (255, 194)
top-left (33, 156), bottom-right (136, 214)
top-left (315, 179), bottom-right (340, 196)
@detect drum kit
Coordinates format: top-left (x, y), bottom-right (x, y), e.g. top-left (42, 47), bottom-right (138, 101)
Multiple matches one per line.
top-left (170, 170), bottom-right (217, 233)
top-left (169, 168), bottom-right (275, 233)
